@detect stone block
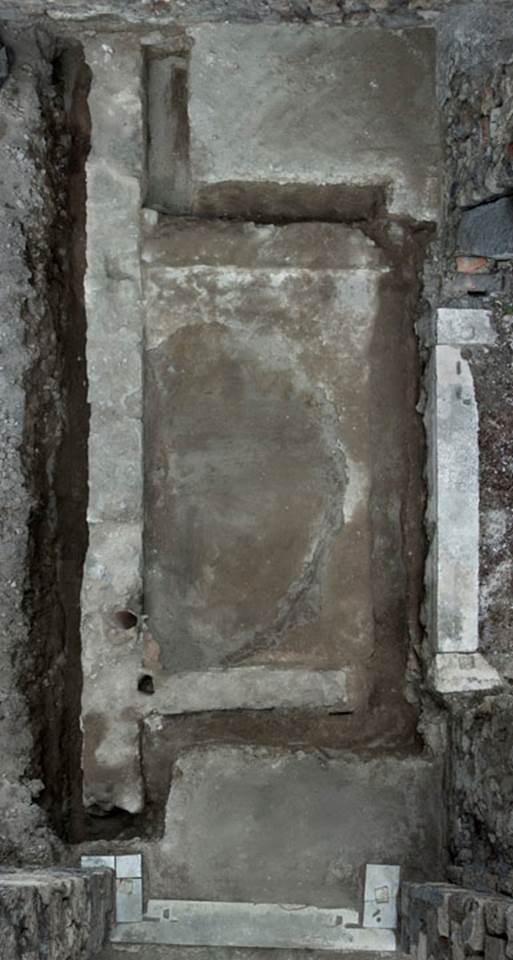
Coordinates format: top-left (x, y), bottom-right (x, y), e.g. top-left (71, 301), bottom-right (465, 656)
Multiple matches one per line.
top-left (451, 921), bottom-right (469, 960)
top-left (81, 36), bottom-right (146, 815)
top-left (456, 257), bottom-right (490, 273)
top-left (506, 905), bottom-right (513, 958)
top-left (425, 347), bottom-right (479, 655)
top-left (151, 666), bottom-right (366, 715)
top-left (137, 899), bottom-right (370, 950)
top-left (0, 868), bottom-right (114, 960)
top-left (154, 747), bottom-right (443, 910)
top-left (430, 308), bottom-right (496, 347)
top-left (460, 898), bottom-right (486, 953)
top-left (111, 906), bottom-right (397, 950)
top-left (485, 901), bottom-right (508, 936)
top-left (431, 653), bottom-right (502, 694)
top-left (183, 25), bottom-right (440, 221)
top-left (457, 198), bottom-right (513, 259)
top-left (444, 273), bottom-right (504, 297)
top-left (486, 935), bottom-right (506, 960)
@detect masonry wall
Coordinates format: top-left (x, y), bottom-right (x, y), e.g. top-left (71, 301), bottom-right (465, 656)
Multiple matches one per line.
top-left (437, 3), bottom-right (513, 894)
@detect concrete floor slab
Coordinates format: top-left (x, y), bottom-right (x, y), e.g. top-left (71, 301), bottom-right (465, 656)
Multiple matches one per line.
top-left (148, 747), bottom-right (444, 910)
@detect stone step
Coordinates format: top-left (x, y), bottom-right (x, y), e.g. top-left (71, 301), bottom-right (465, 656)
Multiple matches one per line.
top-left (150, 667), bottom-right (365, 715)
top-left (110, 899), bottom-right (395, 952)
top-left (99, 947), bottom-right (411, 960)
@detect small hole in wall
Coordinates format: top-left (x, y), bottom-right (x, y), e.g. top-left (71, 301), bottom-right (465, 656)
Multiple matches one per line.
top-left (113, 609), bottom-right (138, 629)
top-left (138, 674), bottom-right (155, 695)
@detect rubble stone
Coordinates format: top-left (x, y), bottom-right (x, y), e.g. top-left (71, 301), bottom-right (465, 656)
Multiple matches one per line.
top-left (457, 198), bottom-right (513, 260)
top-left (0, 868), bottom-right (114, 960)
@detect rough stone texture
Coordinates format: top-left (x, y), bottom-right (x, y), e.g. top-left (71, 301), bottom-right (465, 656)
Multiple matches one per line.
top-left (0, 866), bottom-right (114, 959)
top-left (146, 52), bottom-right (191, 215)
top-left (148, 667), bottom-right (365, 715)
top-left (81, 22), bottom-right (430, 848)
top-left (448, 695), bottom-right (513, 894)
top-left (401, 882), bottom-right (513, 960)
top-left (433, 1), bottom-right (513, 896)
top-left (0, 24), bottom-right (87, 862)
top-left (147, 747), bottom-right (444, 910)
top-left (179, 25), bottom-right (440, 221)
top-left (0, 0), bottom-right (475, 26)
top-left (438, 3), bottom-right (513, 216)
top-left (457, 198), bottom-right (513, 260)
top-left (469, 312), bottom-right (513, 681)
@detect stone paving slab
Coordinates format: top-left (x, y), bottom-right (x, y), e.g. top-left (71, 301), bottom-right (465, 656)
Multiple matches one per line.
top-left (147, 747), bottom-right (444, 910)
top-left (184, 25), bottom-right (440, 221)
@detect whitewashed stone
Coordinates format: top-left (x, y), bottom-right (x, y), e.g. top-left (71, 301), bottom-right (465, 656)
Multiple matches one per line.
top-left (81, 35), bottom-right (146, 815)
top-left (431, 308), bottom-right (496, 346)
top-left (425, 346), bottom-right (479, 654)
top-left (431, 653), bottom-right (502, 694)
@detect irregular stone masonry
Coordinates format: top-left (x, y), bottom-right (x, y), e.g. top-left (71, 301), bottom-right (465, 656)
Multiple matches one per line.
top-left (401, 883), bottom-right (513, 960)
top-left (0, 867), bottom-right (114, 960)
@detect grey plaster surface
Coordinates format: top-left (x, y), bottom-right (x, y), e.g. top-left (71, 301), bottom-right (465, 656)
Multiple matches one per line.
top-left (148, 747), bottom-right (444, 909)
top-left (142, 219), bottom-right (386, 672)
top-left (182, 25), bottom-right (440, 221)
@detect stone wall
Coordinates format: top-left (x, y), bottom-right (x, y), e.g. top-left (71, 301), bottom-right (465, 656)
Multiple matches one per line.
top-left (0, 866), bottom-right (114, 959)
top-left (0, 0), bottom-right (484, 28)
top-left (402, 882), bottom-right (513, 960)
top-left (434, 2), bottom-right (513, 893)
